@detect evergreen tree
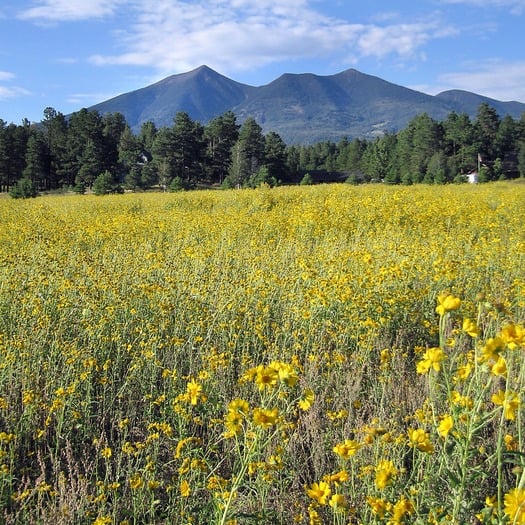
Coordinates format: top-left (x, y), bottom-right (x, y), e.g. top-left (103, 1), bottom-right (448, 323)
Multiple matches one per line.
top-left (264, 131), bottom-right (287, 182)
top-left (426, 151), bottom-right (449, 184)
top-left (138, 121), bottom-right (157, 156)
top-left (0, 120), bottom-right (9, 192)
top-left (474, 102), bottom-right (500, 161)
top-left (285, 145), bottom-right (301, 179)
top-left (93, 170), bottom-right (121, 195)
top-left (225, 118), bottom-right (265, 187)
top-left (64, 109), bottom-right (106, 188)
top-left (495, 115), bottom-right (516, 156)
top-left (362, 135), bottom-right (396, 182)
top-left (442, 112), bottom-right (474, 175)
top-left (9, 176), bottom-right (38, 198)
top-left (103, 112), bottom-right (127, 176)
top-left (42, 107), bottom-right (68, 189)
top-left (204, 111), bottom-right (239, 184)
top-left (517, 141), bottom-right (525, 178)
top-left (118, 125), bottom-right (143, 189)
top-left (226, 141), bottom-right (251, 188)
top-left (409, 113), bottom-right (442, 183)
top-left (23, 130), bottom-right (47, 190)
top-left (170, 112), bottom-right (204, 182)
top-left (152, 128), bottom-right (176, 189)
top-left (3, 122), bottom-right (31, 190)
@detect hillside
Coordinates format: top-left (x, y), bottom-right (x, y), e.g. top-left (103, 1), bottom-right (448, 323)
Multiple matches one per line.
top-left (89, 65), bottom-right (525, 144)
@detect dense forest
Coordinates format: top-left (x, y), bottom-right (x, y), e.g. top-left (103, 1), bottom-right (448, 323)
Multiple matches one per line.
top-left (2, 103), bottom-right (525, 197)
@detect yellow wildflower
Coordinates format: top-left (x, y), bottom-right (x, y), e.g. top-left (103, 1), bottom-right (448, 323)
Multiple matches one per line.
top-left (322, 470), bottom-right (349, 485)
top-left (492, 390), bottom-right (520, 420)
top-left (228, 398), bottom-right (249, 415)
top-left (298, 388), bottom-right (314, 411)
top-left (408, 428), bottom-right (434, 453)
top-left (451, 390), bottom-right (473, 409)
top-left (479, 337), bottom-right (505, 363)
top-left (333, 439), bottom-right (362, 459)
top-left (93, 517), bottom-right (112, 525)
top-left (329, 493), bottom-right (348, 510)
top-left (454, 362), bottom-right (473, 382)
top-left (504, 434), bottom-right (518, 451)
top-left (438, 415), bottom-right (454, 438)
top-left (224, 410), bottom-right (243, 437)
top-left (392, 495), bottom-right (415, 522)
top-left (270, 361), bottom-right (299, 386)
top-left (375, 459), bottom-right (397, 489)
top-left (504, 487), bottom-right (525, 524)
top-left (254, 365), bottom-right (278, 390)
top-left (436, 293), bottom-right (461, 316)
top-left (100, 447), bottom-right (112, 459)
top-left (501, 323), bottom-right (525, 350)
top-left (462, 317), bottom-right (479, 337)
top-left (491, 356), bottom-right (507, 377)
top-left (416, 347), bottom-right (446, 374)
top-left (180, 479), bottom-right (191, 497)
top-left (252, 407), bottom-right (278, 428)
top-left (186, 379), bottom-right (205, 405)
top-left (129, 473), bottom-right (143, 490)
top-left (306, 481), bottom-right (331, 505)
top-left (367, 496), bottom-right (390, 518)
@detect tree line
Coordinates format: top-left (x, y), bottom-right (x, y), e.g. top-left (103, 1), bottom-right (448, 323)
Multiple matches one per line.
top-left (2, 102), bottom-right (525, 197)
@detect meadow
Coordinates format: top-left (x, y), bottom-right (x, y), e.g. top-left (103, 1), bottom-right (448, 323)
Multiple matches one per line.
top-left (0, 182), bottom-right (524, 524)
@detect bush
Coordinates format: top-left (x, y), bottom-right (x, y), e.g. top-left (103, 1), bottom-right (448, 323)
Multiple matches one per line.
top-left (300, 172), bottom-right (313, 185)
top-left (93, 171), bottom-right (123, 195)
top-left (169, 176), bottom-right (195, 192)
top-left (9, 177), bottom-right (38, 199)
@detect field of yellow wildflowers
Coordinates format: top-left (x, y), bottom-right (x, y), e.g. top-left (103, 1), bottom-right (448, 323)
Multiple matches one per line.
top-left (0, 182), bottom-right (524, 524)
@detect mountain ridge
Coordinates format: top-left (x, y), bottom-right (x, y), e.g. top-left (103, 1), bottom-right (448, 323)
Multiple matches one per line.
top-left (88, 65), bottom-right (525, 144)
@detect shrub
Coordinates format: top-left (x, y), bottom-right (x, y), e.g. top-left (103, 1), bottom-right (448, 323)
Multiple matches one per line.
top-left (9, 177), bottom-right (38, 198)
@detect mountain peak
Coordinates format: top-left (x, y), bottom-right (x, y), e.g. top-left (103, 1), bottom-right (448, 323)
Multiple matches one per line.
top-left (88, 67), bottom-right (525, 144)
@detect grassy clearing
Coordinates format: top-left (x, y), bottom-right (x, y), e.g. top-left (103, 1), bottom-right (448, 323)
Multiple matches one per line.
top-left (0, 182), bottom-right (524, 524)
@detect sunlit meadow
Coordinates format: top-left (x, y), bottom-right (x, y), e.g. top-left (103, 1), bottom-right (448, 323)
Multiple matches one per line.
top-left (0, 182), bottom-right (524, 524)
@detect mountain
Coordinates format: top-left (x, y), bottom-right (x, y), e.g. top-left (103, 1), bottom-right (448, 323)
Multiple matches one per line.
top-left (90, 65), bottom-right (253, 130)
top-left (88, 65), bottom-right (525, 144)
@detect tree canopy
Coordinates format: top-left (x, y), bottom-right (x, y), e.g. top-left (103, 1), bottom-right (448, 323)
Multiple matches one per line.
top-left (2, 103), bottom-right (524, 196)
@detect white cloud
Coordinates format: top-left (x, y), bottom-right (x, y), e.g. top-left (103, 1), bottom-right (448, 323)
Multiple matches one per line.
top-left (440, 0), bottom-right (525, 15)
top-left (424, 60), bottom-right (525, 102)
top-left (0, 86), bottom-right (31, 100)
top-left (0, 71), bottom-right (30, 101)
top-left (356, 23), bottom-right (456, 60)
top-left (18, 0), bottom-right (125, 21)
top-left (88, 0), bottom-right (454, 77)
top-left (55, 57), bottom-right (79, 64)
top-left (0, 71), bottom-right (16, 81)
top-left (66, 91), bottom-right (121, 105)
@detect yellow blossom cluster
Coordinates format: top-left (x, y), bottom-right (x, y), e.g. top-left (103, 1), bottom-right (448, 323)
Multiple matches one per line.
top-left (0, 182), bottom-right (523, 523)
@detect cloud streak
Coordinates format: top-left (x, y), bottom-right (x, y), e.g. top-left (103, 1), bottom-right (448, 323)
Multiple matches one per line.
top-left (84, 0), bottom-right (454, 78)
top-left (18, 0), bottom-right (125, 21)
top-left (437, 60), bottom-right (525, 101)
top-left (0, 86), bottom-right (31, 101)
top-left (0, 71), bottom-right (16, 81)
top-left (440, 0), bottom-right (525, 14)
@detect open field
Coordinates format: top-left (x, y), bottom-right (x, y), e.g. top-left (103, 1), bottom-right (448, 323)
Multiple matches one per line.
top-left (0, 182), bottom-right (524, 524)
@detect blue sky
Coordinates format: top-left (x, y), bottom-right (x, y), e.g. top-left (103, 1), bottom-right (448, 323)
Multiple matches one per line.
top-left (1, 0), bottom-right (525, 125)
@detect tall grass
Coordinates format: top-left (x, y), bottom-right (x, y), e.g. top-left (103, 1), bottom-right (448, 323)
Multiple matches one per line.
top-left (0, 182), bottom-right (524, 524)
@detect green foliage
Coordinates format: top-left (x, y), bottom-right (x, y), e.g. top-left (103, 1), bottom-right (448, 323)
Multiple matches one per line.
top-left (300, 172), bottom-right (313, 185)
top-left (248, 166), bottom-right (277, 188)
top-left (477, 165), bottom-right (492, 183)
top-left (92, 170), bottom-right (122, 195)
top-left (169, 176), bottom-right (195, 192)
top-left (2, 102), bottom-right (525, 194)
top-left (9, 176), bottom-right (38, 198)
